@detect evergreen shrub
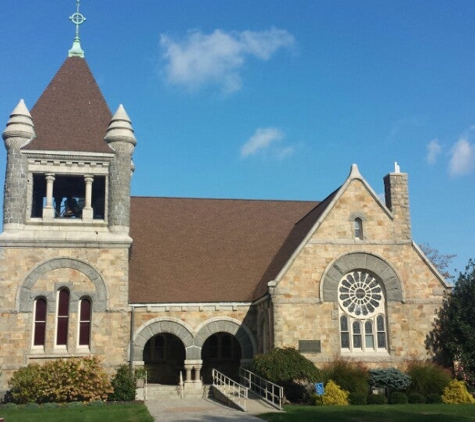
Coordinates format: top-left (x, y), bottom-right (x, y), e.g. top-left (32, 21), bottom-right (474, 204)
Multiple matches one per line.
top-left (321, 360), bottom-right (369, 396)
top-left (442, 379), bottom-right (475, 404)
top-left (389, 391), bottom-right (408, 404)
top-left (109, 364), bottom-right (136, 402)
top-left (367, 394), bottom-right (387, 405)
top-left (348, 392), bottom-right (367, 405)
top-left (408, 392), bottom-right (425, 404)
top-left (406, 361), bottom-right (451, 396)
top-left (426, 393), bottom-right (443, 404)
top-left (252, 348), bottom-right (321, 402)
top-left (369, 368), bottom-right (411, 394)
top-left (321, 380), bottom-right (349, 406)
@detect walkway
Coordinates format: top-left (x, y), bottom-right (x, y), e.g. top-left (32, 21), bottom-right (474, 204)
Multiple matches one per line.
top-left (145, 394), bottom-right (281, 422)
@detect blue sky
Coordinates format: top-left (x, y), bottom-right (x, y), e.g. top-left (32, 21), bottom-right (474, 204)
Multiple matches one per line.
top-left (1, 1), bottom-right (474, 276)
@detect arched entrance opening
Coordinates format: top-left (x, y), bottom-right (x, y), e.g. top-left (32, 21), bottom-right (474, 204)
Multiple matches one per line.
top-left (143, 333), bottom-right (185, 384)
top-left (201, 332), bottom-right (241, 383)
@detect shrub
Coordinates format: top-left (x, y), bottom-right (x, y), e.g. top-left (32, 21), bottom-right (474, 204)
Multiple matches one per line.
top-left (109, 364), bottom-right (136, 402)
top-left (8, 364), bottom-right (47, 404)
top-left (252, 348), bottom-right (320, 384)
top-left (349, 392), bottom-right (367, 405)
top-left (408, 392), bottom-right (425, 404)
top-left (322, 380), bottom-right (349, 406)
top-left (25, 402), bottom-right (40, 410)
top-left (406, 361), bottom-right (451, 396)
top-left (369, 368), bottom-right (411, 394)
top-left (442, 379), bottom-right (475, 404)
top-left (389, 391), bottom-right (408, 404)
top-left (252, 348), bottom-right (321, 402)
top-left (367, 394), bottom-right (387, 405)
top-left (426, 393), bottom-right (443, 404)
top-left (8, 357), bottom-right (112, 404)
top-left (321, 360), bottom-right (369, 396)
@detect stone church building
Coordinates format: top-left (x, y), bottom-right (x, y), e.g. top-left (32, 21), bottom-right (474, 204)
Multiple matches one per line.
top-left (0, 19), bottom-right (450, 394)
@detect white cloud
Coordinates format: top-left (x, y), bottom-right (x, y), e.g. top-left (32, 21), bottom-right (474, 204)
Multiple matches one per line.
top-left (241, 127), bottom-right (294, 159)
top-left (160, 28), bottom-right (295, 93)
top-left (449, 138), bottom-right (475, 176)
top-left (426, 138), bottom-right (442, 165)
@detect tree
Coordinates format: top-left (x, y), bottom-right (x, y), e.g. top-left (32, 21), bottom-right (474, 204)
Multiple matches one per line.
top-left (426, 260), bottom-right (475, 391)
top-left (420, 242), bottom-right (456, 281)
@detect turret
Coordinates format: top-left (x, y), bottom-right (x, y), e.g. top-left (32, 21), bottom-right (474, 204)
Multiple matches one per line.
top-left (2, 100), bottom-right (35, 230)
top-left (105, 105), bottom-right (137, 234)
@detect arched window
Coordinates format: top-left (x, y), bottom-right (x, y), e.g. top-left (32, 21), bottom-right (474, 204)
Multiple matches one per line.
top-left (354, 218), bottom-right (363, 240)
top-left (338, 270), bottom-right (387, 353)
top-left (33, 297), bottom-right (47, 347)
top-left (78, 297), bottom-right (92, 347)
top-left (56, 288), bottom-right (70, 346)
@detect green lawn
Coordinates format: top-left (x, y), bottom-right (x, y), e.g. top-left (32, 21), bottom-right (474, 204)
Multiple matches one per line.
top-left (259, 404), bottom-right (475, 422)
top-left (0, 402), bottom-right (153, 422)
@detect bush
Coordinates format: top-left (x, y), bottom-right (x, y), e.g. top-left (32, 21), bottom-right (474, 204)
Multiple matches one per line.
top-left (408, 392), bottom-right (425, 404)
top-left (367, 394), bottom-right (387, 405)
top-left (389, 391), bottom-right (408, 404)
top-left (321, 360), bottom-right (368, 396)
top-left (252, 348), bottom-right (321, 402)
top-left (322, 380), bottom-right (349, 406)
top-left (7, 364), bottom-right (46, 404)
top-left (349, 392), bottom-right (367, 405)
top-left (426, 393), bottom-right (442, 404)
top-left (109, 365), bottom-right (136, 402)
top-left (8, 357), bottom-right (112, 404)
top-left (369, 368), bottom-right (411, 394)
top-left (252, 348), bottom-right (320, 384)
top-left (406, 361), bottom-right (451, 396)
top-left (442, 379), bottom-right (475, 404)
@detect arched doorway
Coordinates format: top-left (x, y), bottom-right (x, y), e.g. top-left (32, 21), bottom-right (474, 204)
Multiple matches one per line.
top-left (201, 332), bottom-right (241, 383)
top-left (143, 333), bottom-right (186, 384)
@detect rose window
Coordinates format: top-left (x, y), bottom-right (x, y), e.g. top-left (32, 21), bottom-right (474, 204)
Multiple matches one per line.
top-left (338, 271), bottom-right (383, 317)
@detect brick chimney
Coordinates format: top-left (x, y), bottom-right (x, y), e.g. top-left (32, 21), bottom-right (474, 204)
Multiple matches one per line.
top-left (384, 162), bottom-right (412, 241)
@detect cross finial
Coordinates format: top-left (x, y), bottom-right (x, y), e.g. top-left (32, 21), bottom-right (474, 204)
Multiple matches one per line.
top-left (68, 0), bottom-right (86, 58)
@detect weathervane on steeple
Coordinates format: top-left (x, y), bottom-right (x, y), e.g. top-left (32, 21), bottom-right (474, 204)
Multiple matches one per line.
top-left (68, 0), bottom-right (86, 58)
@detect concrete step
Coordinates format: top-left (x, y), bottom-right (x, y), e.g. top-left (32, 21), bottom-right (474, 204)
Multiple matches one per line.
top-left (144, 383), bottom-right (211, 401)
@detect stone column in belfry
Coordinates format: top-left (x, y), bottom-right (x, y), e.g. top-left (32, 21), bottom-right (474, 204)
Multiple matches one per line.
top-left (105, 104), bottom-right (136, 234)
top-left (2, 100), bottom-right (35, 230)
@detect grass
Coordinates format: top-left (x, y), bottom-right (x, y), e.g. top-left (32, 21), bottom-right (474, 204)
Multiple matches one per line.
top-left (0, 402), bottom-right (154, 422)
top-left (259, 404), bottom-right (475, 422)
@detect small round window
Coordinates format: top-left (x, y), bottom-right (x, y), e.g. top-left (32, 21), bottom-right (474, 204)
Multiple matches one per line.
top-left (338, 271), bottom-right (383, 317)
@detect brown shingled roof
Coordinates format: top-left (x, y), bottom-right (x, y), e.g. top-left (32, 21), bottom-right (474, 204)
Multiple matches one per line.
top-left (129, 197), bottom-right (319, 304)
top-left (24, 57), bottom-right (112, 153)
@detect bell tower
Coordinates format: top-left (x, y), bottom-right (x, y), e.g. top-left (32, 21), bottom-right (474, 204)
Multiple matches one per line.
top-left (0, 2), bottom-right (136, 391)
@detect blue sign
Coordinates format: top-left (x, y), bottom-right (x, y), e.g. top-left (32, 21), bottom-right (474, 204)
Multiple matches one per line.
top-left (315, 382), bottom-right (324, 396)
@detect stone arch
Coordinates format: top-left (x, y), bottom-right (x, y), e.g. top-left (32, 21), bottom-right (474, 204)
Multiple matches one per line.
top-left (132, 318), bottom-right (194, 361)
top-left (18, 257), bottom-right (108, 312)
top-left (194, 317), bottom-right (256, 360)
top-left (320, 252), bottom-right (404, 302)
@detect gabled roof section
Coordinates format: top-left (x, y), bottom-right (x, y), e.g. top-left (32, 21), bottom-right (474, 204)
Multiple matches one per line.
top-left (128, 196), bottom-right (318, 304)
top-left (253, 188), bottom-right (339, 299)
top-left (23, 57), bottom-right (112, 153)
top-left (269, 164), bottom-right (393, 290)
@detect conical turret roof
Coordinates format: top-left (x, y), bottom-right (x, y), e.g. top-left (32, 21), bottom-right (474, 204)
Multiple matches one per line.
top-left (23, 56), bottom-right (112, 153)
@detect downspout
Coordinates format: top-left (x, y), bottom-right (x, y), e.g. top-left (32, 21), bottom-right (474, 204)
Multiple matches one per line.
top-left (129, 305), bottom-right (135, 375)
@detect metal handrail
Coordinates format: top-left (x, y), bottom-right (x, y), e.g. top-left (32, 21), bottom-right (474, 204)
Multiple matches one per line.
top-left (212, 368), bottom-right (248, 411)
top-left (239, 367), bottom-right (283, 410)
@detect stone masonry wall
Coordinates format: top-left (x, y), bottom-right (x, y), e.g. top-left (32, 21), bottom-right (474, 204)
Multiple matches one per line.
top-left (272, 178), bottom-right (447, 368)
top-left (0, 247), bottom-right (130, 391)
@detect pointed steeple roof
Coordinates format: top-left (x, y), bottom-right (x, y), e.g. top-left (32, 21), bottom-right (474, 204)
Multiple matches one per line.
top-left (23, 57), bottom-right (112, 153)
